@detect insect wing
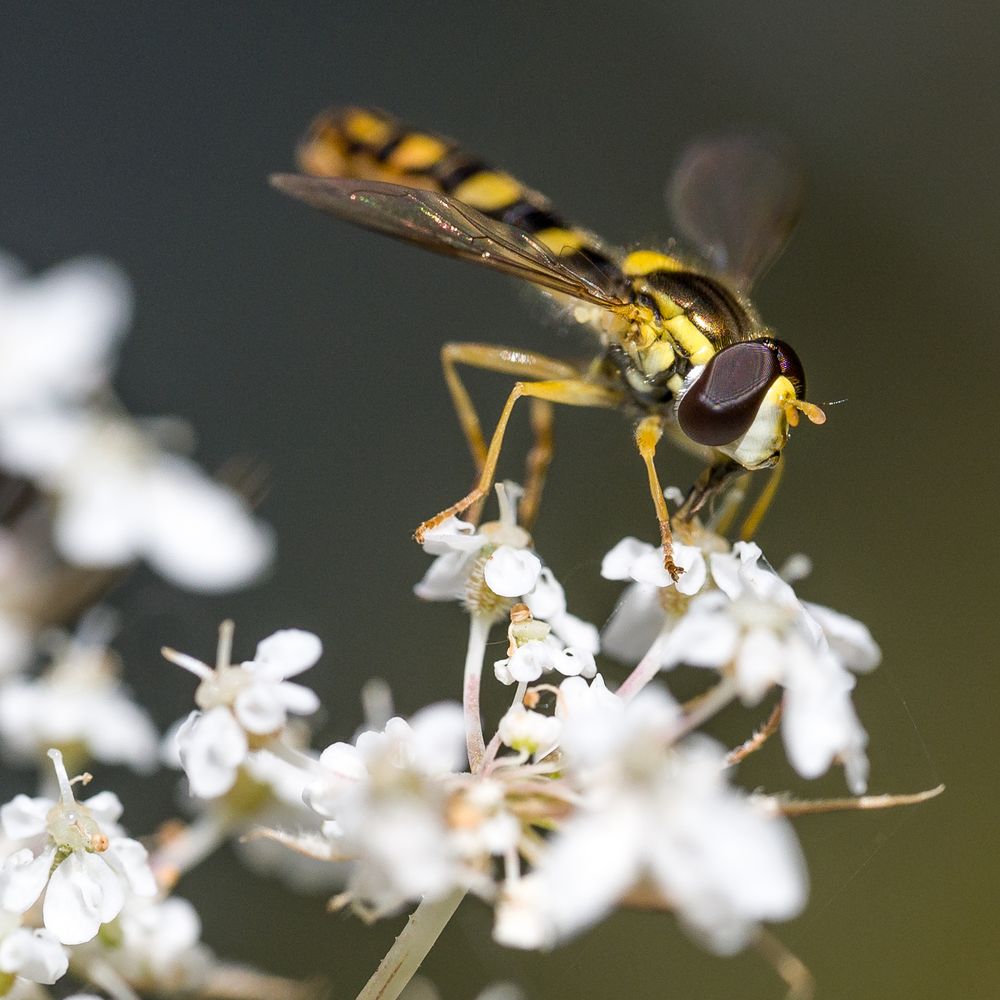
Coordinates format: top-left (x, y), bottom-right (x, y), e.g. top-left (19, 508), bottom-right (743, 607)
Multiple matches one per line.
top-left (665, 130), bottom-right (804, 291)
top-left (270, 174), bottom-right (630, 310)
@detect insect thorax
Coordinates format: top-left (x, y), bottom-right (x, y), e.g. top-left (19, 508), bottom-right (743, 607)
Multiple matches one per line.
top-left (610, 252), bottom-right (758, 407)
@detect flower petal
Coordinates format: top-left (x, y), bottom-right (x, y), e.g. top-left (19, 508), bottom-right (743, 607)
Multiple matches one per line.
top-left (0, 926), bottom-right (69, 984)
top-left (253, 629), bottom-right (322, 678)
top-left (484, 546), bottom-right (541, 598)
top-left (43, 852), bottom-right (125, 945)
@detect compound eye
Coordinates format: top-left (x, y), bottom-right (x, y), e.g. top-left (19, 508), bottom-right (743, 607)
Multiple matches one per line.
top-left (677, 341), bottom-right (781, 446)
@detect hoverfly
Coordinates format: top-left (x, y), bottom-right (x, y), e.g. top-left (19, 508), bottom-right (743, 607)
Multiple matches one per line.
top-left (272, 107), bottom-right (826, 579)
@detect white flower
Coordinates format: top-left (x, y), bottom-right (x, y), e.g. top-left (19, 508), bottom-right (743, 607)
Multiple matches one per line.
top-left (0, 256), bottom-right (129, 412)
top-left (493, 635), bottom-right (596, 686)
top-left (234, 748), bottom-right (348, 892)
top-left (600, 535), bottom-right (707, 663)
top-left (505, 692), bottom-right (807, 953)
top-left (0, 750), bottom-right (155, 946)
top-left (0, 912), bottom-right (68, 986)
top-left (602, 536), bottom-right (878, 791)
top-left (74, 896), bottom-right (212, 994)
top-left (0, 410), bottom-right (273, 592)
top-left (164, 624), bottom-right (322, 799)
top-left (602, 536), bottom-right (707, 596)
top-left (522, 566), bottom-right (600, 654)
top-left (305, 704), bottom-right (470, 917)
top-left (497, 705), bottom-right (561, 756)
top-left (0, 624), bottom-right (157, 772)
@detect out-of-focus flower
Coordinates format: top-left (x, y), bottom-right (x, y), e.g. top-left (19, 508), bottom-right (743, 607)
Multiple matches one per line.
top-left (0, 750), bottom-right (155, 945)
top-left (305, 704), bottom-right (472, 918)
top-left (0, 911), bottom-right (68, 986)
top-left (497, 687), bottom-right (807, 953)
top-left (0, 410), bottom-right (273, 592)
top-left (497, 705), bottom-right (561, 757)
top-left (164, 625), bottom-right (322, 799)
top-left (0, 256), bottom-right (129, 412)
top-left (0, 617), bottom-right (157, 772)
top-left (73, 896), bottom-right (212, 994)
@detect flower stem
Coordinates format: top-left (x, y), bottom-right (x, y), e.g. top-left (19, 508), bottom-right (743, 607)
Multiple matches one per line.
top-left (464, 614), bottom-right (491, 772)
top-left (355, 888), bottom-right (466, 1000)
top-left (615, 638), bottom-right (664, 701)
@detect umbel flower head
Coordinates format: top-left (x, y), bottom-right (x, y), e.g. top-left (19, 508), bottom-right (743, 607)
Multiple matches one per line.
top-left (602, 534), bottom-right (879, 793)
top-left (0, 750), bottom-right (156, 945)
top-left (163, 622), bottom-right (322, 799)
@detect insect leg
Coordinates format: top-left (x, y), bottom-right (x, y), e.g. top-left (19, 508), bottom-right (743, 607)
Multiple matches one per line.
top-left (414, 378), bottom-right (622, 543)
top-left (440, 343), bottom-right (580, 526)
top-left (739, 455), bottom-right (784, 540)
top-left (634, 415), bottom-right (681, 582)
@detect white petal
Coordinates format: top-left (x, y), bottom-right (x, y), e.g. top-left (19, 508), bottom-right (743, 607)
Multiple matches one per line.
top-left (802, 602), bottom-right (881, 673)
top-left (0, 926), bottom-right (68, 984)
top-left (176, 707), bottom-right (247, 799)
top-left (553, 647), bottom-right (596, 678)
top-left (234, 684), bottom-right (290, 735)
top-left (253, 629), bottom-right (322, 678)
top-left (600, 583), bottom-right (666, 665)
top-left (550, 612), bottom-right (599, 656)
top-left (144, 457), bottom-right (274, 592)
top-left (407, 702), bottom-right (467, 775)
top-left (629, 546), bottom-right (674, 588)
top-left (484, 546), bottom-right (541, 598)
top-left (420, 516), bottom-right (481, 555)
top-left (43, 852), bottom-right (124, 945)
top-left (277, 681), bottom-right (321, 716)
top-left (673, 543), bottom-right (707, 596)
top-left (499, 640), bottom-right (552, 683)
top-left (600, 537), bottom-right (652, 581)
top-left (533, 804), bottom-right (643, 939)
top-left (79, 791), bottom-right (124, 830)
top-left (523, 566), bottom-right (565, 620)
top-left (413, 550), bottom-right (471, 601)
top-left (0, 848), bottom-right (55, 914)
top-left (54, 468), bottom-right (146, 567)
top-left (106, 838), bottom-right (157, 898)
top-left (1, 794), bottom-right (52, 840)
top-left (733, 628), bottom-right (785, 704)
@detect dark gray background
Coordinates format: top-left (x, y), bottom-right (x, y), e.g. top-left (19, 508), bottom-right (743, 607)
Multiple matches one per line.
top-left (1, 3), bottom-right (996, 998)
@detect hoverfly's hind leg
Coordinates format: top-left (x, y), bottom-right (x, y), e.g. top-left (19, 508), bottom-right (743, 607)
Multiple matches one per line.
top-left (437, 344), bottom-right (581, 531)
top-left (635, 416), bottom-right (681, 582)
top-left (415, 377), bottom-right (622, 543)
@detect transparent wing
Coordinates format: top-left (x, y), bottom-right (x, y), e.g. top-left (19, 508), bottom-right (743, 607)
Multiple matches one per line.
top-left (270, 174), bottom-right (631, 310)
top-left (666, 130), bottom-right (804, 291)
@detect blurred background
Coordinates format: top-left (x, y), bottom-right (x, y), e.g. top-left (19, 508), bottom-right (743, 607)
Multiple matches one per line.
top-left (1, 2), bottom-right (995, 997)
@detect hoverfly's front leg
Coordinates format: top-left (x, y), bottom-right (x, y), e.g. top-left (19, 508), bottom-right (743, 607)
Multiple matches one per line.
top-left (635, 415), bottom-right (681, 582)
top-left (440, 343), bottom-right (579, 529)
top-left (414, 378), bottom-right (622, 543)
top-left (675, 459), bottom-right (744, 524)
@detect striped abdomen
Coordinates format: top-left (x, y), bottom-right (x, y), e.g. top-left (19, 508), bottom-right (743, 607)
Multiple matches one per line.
top-left (296, 106), bottom-right (623, 291)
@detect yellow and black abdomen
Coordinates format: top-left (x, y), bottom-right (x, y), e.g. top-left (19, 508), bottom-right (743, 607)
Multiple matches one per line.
top-left (297, 106), bottom-right (621, 288)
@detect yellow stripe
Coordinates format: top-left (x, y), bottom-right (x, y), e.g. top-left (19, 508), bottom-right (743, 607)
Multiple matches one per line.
top-left (665, 315), bottom-right (715, 366)
top-left (343, 110), bottom-right (394, 147)
top-left (452, 171), bottom-right (523, 211)
top-left (299, 121), bottom-right (349, 176)
top-left (533, 227), bottom-right (586, 255)
top-left (387, 133), bottom-right (450, 172)
top-left (621, 249), bottom-right (685, 276)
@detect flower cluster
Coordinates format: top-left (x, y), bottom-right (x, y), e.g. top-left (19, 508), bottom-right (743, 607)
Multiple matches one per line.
top-left (0, 254), bottom-right (304, 999)
top-left (0, 249), bottom-right (938, 1000)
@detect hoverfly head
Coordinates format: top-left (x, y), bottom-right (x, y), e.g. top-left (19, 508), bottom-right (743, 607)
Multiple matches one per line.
top-left (676, 337), bottom-right (824, 470)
